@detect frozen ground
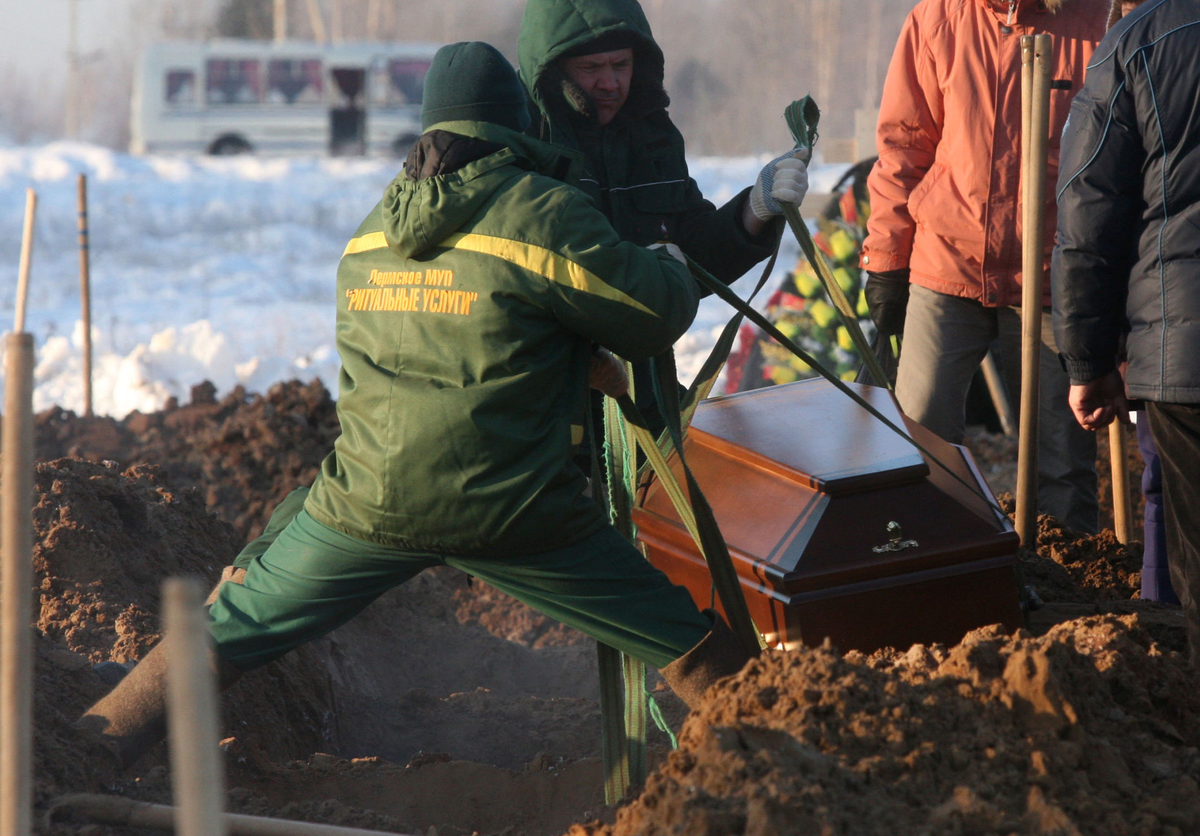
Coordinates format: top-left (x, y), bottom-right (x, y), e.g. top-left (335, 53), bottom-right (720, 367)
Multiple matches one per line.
top-left (0, 142), bottom-right (846, 416)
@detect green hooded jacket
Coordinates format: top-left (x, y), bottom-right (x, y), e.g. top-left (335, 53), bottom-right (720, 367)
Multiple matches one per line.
top-left (303, 121), bottom-right (699, 557)
top-left (517, 0), bottom-right (779, 285)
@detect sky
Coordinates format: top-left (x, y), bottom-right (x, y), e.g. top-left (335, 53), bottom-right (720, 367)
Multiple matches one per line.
top-left (1, 0), bottom-right (143, 84)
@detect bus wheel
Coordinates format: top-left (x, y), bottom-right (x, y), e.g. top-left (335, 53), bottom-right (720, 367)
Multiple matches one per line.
top-left (392, 134), bottom-right (420, 157)
top-left (209, 135), bottom-right (253, 155)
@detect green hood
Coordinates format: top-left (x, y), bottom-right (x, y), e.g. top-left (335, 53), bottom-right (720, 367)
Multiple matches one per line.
top-left (381, 120), bottom-right (581, 259)
top-left (517, 0), bottom-right (665, 124)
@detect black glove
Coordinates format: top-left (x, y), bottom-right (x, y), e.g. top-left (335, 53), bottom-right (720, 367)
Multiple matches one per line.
top-left (864, 270), bottom-right (911, 337)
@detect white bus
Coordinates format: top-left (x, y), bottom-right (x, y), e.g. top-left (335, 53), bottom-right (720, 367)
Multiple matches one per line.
top-left (131, 39), bottom-right (441, 156)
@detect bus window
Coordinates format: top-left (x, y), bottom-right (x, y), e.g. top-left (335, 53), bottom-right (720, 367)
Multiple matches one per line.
top-left (165, 70), bottom-right (195, 106)
top-left (206, 59), bottom-right (262, 105)
top-left (267, 59), bottom-right (322, 105)
top-left (387, 60), bottom-right (430, 105)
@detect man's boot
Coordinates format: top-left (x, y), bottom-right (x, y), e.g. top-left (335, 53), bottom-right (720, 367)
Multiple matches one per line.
top-left (77, 567), bottom-right (249, 770)
top-left (77, 642), bottom-right (245, 770)
top-left (660, 610), bottom-right (753, 710)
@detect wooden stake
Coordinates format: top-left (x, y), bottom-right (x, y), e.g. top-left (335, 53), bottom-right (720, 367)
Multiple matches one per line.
top-left (273, 0), bottom-right (287, 42)
top-left (980, 350), bottom-right (1017, 437)
top-left (15, 188), bottom-right (36, 334)
top-left (1109, 420), bottom-right (1134, 543)
top-left (78, 174), bottom-right (93, 417)
top-left (163, 578), bottom-right (228, 836)
top-left (305, 0), bottom-right (327, 43)
top-left (1014, 34), bottom-right (1053, 547)
top-left (45, 795), bottom-right (410, 836)
top-left (1, 332), bottom-right (36, 836)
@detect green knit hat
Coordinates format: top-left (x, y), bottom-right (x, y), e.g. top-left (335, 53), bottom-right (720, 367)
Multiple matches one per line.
top-left (421, 42), bottom-right (531, 133)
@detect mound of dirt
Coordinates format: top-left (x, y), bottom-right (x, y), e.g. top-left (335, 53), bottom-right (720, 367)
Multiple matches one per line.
top-left (30, 452), bottom-right (619, 836)
top-left (34, 458), bottom-right (237, 663)
top-left (32, 458), bottom-right (339, 772)
top-left (35, 379), bottom-right (341, 543)
top-left (35, 380), bottom-right (576, 651)
top-left (586, 617), bottom-right (1199, 836)
top-left (26, 387), bottom-right (1197, 836)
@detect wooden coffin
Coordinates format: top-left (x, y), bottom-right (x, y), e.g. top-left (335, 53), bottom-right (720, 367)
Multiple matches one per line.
top-left (633, 378), bottom-right (1022, 654)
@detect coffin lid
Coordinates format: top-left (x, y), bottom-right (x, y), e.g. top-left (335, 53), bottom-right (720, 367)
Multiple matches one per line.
top-left (689, 379), bottom-right (928, 495)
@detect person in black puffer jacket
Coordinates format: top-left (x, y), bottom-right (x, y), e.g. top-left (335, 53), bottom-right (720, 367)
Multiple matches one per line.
top-left (1053, 0), bottom-right (1200, 667)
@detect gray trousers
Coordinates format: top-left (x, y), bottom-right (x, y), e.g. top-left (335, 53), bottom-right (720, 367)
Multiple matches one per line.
top-left (895, 284), bottom-right (1099, 533)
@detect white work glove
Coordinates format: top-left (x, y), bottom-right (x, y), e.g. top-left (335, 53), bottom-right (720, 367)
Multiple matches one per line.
top-left (748, 151), bottom-right (810, 221)
top-left (649, 241), bottom-right (687, 264)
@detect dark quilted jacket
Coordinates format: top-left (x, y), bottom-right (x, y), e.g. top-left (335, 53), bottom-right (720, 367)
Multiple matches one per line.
top-left (1053, 0), bottom-right (1200, 403)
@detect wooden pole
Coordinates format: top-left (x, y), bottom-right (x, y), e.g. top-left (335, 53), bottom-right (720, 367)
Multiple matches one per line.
top-left (1, 332), bottom-right (36, 836)
top-left (45, 795), bottom-right (413, 836)
top-left (1014, 34), bottom-right (1053, 547)
top-left (366, 0), bottom-right (380, 38)
top-left (305, 0), bottom-right (327, 43)
top-left (329, 0), bottom-right (343, 43)
top-left (15, 188), bottom-right (36, 334)
top-left (163, 578), bottom-right (228, 836)
top-left (66, 0), bottom-right (81, 139)
top-left (1109, 421), bottom-right (1134, 543)
top-left (78, 174), bottom-right (93, 417)
top-left (980, 350), bottom-right (1017, 437)
top-left (273, 0), bottom-right (287, 42)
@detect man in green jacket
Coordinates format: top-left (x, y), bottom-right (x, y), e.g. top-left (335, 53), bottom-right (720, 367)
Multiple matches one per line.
top-left (79, 42), bottom-right (758, 769)
top-left (517, 0), bottom-right (808, 283)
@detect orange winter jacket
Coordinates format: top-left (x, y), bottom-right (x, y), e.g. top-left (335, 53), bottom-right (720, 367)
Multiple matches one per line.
top-left (860, 0), bottom-right (1107, 308)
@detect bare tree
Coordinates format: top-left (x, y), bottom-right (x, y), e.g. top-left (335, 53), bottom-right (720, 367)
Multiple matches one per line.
top-left (0, 66), bottom-right (65, 144)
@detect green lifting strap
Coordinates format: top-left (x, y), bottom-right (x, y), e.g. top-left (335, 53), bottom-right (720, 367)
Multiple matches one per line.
top-left (781, 97), bottom-right (892, 390)
top-left (622, 651), bottom-right (648, 786)
top-left (640, 241), bottom-right (784, 481)
top-left (598, 375), bottom-right (648, 804)
top-left (615, 385), bottom-right (766, 656)
top-left (596, 641), bottom-right (629, 803)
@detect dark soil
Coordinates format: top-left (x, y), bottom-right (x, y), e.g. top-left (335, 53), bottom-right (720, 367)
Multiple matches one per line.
top-left (23, 382), bottom-right (1195, 836)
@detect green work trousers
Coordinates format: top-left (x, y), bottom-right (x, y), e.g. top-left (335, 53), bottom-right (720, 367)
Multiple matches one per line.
top-left (210, 491), bottom-right (711, 672)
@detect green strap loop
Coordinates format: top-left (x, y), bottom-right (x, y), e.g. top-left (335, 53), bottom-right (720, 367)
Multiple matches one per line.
top-left (783, 97), bottom-right (892, 391)
top-left (646, 691), bottom-right (678, 749)
top-left (597, 372), bottom-right (648, 803)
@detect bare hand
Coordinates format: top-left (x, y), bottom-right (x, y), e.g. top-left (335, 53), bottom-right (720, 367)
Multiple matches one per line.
top-left (588, 349), bottom-right (629, 398)
top-left (1068, 370), bottom-right (1131, 431)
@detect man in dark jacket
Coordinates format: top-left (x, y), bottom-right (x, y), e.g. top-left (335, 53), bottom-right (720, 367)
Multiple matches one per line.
top-left (1053, 0), bottom-right (1200, 666)
top-left (517, 0), bottom-right (807, 446)
top-left (516, 0), bottom-right (807, 284)
top-left (78, 42), bottom-right (760, 769)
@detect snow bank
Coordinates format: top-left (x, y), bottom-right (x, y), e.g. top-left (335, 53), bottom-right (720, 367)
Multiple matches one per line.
top-left (1, 142), bottom-right (833, 416)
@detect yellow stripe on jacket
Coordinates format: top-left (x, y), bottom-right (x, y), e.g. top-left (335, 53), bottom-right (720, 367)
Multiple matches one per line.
top-left (341, 231), bottom-right (657, 317)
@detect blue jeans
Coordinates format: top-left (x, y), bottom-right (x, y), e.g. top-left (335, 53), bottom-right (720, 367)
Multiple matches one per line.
top-left (1137, 413), bottom-right (1179, 604)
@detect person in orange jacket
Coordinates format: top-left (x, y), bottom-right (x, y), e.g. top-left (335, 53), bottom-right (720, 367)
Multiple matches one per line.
top-left (860, 0), bottom-right (1108, 534)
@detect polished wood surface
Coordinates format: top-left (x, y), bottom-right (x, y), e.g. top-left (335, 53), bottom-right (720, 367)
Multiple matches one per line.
top-left (689, 379), bottom-right (928, 495)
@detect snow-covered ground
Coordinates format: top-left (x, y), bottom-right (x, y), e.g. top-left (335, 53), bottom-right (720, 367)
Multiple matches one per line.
top-left (0, 142), bottom-right (846, 417)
